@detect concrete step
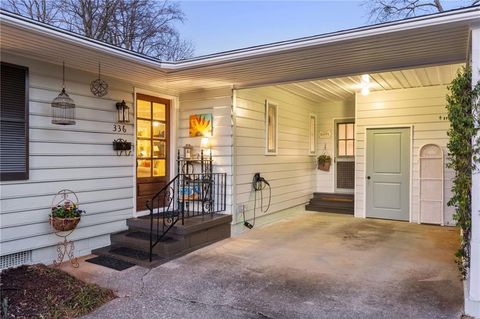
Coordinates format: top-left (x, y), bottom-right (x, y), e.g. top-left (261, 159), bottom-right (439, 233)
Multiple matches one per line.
top-left (305, 204), bottom-right (354, 214)
top-left (91, 245), bottom-right (165, 268)
top-left (312, 192), bottom-right (354, 201)
top-left (307, 199), bottom-right (354, 208)
top-left (127, 213), bottom-right (232, 235)
top-left (93, 213), bottom-right (233, 268)
top-left (110, 230), bottom-right (188, 258)
top-left (308, 193), bottom-right (354, 214)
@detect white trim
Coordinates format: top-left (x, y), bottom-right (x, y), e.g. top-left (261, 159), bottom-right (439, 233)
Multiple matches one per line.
top-left (264, 100), bottom-right (279, 156)
top-left (308, 113), bottom-right (317, 156)
top-left (333, 117), bottom-right (355, 194)
top-left (160, 7), bottom-right (480, 68)
top-left (467, 25), bottom-right (480, 310)
top-left (232, 88), bottom-right (239, 223)
top-left (132, 88), bottom-right (179, 218)
top-left (2, 7), bottom-right (478, 69)
top-left (362, 125), bottom-right (414, 222)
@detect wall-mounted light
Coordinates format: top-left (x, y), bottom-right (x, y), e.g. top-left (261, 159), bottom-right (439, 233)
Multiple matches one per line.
top-left (116, 100), bottom-right (130, 123)
top-left (200, 137), bottom-right (210, 149)
top-left (361, 74), bottom-right (370, 96)
top-left (200, 136), bottom-right (212, 157)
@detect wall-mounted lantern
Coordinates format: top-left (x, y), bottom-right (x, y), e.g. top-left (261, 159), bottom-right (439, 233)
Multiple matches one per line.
top-left (116, 100), bottom-right (130, 123)
top-left (183, 144), bottom-right (193, 159)
top-left (51, 62), bottom-right (76, 125)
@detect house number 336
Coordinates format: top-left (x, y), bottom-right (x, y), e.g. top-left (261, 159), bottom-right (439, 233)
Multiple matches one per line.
top-left (113, 124), bottom-right (127, 133)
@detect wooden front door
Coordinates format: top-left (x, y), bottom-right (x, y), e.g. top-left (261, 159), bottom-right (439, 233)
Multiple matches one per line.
top-left (136, 94), bottom-right (169, 211)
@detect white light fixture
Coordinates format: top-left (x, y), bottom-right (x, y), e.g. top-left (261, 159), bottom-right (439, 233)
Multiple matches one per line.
top-left (361, 74), bottom-right (370, 96)
top-left (361, 86), bottom-right (370, 96)
top-left (200, 137), bottom-right (210, 149)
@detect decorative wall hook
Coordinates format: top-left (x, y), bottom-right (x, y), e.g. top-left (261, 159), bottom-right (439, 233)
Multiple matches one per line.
top-left (113, 138), bottom-right (132, 156)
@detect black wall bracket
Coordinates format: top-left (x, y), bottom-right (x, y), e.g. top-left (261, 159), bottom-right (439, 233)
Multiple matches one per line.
top-left (113, 138), bottom-right (132, 156)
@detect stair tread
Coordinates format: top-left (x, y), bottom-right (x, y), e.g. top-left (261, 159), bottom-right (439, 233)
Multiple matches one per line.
top-left (314, 197), bottom-right (353, 202)
top-left (128, 213), bottom-right (232, 235)
top-left (306, 206), bottom-right (353, 211)
top-left (124, 230), bottom-right (177, 243)
top-left (92, 246), bottom-right (165, 268)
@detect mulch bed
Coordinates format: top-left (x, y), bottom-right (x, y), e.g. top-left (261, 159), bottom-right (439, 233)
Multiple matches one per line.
top-left (0, 264), bottom-right (115, 318)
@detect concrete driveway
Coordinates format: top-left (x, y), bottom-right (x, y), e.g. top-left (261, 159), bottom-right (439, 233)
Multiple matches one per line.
top-left (80, 210), bottom-right (463, 319)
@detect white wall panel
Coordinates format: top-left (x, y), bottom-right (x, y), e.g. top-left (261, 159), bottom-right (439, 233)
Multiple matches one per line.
top-left (355, 85), bottom-right (454, 225)
top-left (0, 53), bottom-right (168, 257)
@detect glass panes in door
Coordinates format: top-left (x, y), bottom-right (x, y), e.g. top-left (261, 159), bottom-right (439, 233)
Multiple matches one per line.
top-left (136, 99), bottom-right (167, 178)
top-left (337, 122), bottom-right (355, 157)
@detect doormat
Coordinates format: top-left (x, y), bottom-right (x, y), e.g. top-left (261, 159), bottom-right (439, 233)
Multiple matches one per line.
top-left (86, 255), bottom-right (135, 271)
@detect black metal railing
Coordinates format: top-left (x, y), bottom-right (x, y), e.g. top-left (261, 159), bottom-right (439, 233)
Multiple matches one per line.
top-left (146, 172), bottom-right (227, 261)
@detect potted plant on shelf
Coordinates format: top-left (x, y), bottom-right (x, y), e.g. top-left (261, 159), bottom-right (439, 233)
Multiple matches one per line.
top-left (317, 154), bottom-right (332, 172)
top-left (50, 200), bottom-right (85, 232)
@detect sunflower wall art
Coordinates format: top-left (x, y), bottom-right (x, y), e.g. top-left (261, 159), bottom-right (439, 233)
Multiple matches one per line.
top-left (189, 113), bottom-right (213, 137)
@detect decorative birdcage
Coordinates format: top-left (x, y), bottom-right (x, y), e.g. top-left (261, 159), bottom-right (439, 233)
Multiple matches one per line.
top-left (90, 63), bottom-right (108, 97)
top-left (51, 62), bottom-right (76, 125)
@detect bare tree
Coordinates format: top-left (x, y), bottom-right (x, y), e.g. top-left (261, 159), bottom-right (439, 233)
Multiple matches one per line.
top-left (364, 0), bottom-right (480, 22)
top-left (2, 0), bottom-right (61, 23)
top-left (1, 0), bottom-right (194, 60)
top-left (59, 0), bottom-right (118, 41)
top-left (107, 0), bottom-right (193, 60)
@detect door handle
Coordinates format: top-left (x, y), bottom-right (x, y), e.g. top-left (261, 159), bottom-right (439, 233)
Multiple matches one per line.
top-left (367, 176), bottom-right (371, 180)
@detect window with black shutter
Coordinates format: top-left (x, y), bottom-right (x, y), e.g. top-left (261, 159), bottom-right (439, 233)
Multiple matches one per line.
top-left (1, 63), bottom-right (29, 181)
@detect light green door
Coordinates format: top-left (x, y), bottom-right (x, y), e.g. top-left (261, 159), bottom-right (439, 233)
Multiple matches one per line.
top-left (366, 127), bottom-right (410, 221)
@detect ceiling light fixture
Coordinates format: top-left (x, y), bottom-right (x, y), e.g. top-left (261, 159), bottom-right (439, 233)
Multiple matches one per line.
top-left (361, 74), bottom-right (370, 96)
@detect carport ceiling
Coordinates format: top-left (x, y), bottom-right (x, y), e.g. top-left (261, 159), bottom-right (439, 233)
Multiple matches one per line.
top-left (275, 63), bottom-right (464, 103)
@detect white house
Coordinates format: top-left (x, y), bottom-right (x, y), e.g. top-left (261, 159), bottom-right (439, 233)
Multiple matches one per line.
top-left (0, 7), bottom-right (479, 317)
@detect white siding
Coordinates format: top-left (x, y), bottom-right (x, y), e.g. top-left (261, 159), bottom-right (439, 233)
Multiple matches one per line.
top-left (315, 99), bottom-right (355, 192)
top-left (234, 87), bottom-right (319, 226)
top-left (355, 85), bottom-right (454, 225)
top-left (178, 88), bottom-right (234, 214)
top-left (0, 54), bottom-right (175, 262)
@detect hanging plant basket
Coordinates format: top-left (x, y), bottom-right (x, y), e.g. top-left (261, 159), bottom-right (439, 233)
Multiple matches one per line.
top-left (317, 154), bottom-right (332, 172)
top-left (49, 189), bottom-right (85, 232)
top-left (49, 217), bottom-right (81, 232)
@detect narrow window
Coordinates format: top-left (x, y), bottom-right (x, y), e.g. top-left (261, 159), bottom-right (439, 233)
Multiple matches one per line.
top-left (265, 100), bottom-right (278, 155)
top-left (0, 63), bottom-right (29, 181)
top-left (309, 114), bottom-right (317, 155)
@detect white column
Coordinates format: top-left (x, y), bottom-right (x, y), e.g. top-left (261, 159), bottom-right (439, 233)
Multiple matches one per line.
top-left (469, 26), bottom-right (480, 306)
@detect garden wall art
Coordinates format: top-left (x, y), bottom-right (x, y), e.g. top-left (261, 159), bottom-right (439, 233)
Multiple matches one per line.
top-left (189, 113), bottom-right (213, 137)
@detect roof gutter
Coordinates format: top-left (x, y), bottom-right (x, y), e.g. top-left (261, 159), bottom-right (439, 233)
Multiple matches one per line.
top-left (1, 6), bottom-right (479, 71)
top-left (162, 6), bottom-right (480, 70)
top-left (0, 10), bottom-right (167, 73)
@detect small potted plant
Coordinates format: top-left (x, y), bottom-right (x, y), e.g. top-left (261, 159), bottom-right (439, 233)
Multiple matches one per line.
top-left (317, 154), bottom-right (332, 172)
top-left (50, 200), bottom-right (85, 232)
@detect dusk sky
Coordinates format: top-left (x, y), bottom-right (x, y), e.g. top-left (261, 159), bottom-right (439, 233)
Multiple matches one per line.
top-left (176, 1), bottom-right (469, 57)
